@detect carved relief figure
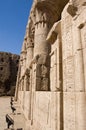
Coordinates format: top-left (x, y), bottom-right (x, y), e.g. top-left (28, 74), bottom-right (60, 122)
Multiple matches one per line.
top-left (35, 54), bottom-right (49, 91)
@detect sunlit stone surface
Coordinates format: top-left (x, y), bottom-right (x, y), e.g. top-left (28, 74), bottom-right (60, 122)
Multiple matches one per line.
top-left (15, 0), bottom-right (86, 129)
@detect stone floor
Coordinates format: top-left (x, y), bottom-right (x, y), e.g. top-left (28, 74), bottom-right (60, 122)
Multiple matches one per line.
top-left (0, 96), bottom-right (27, 130)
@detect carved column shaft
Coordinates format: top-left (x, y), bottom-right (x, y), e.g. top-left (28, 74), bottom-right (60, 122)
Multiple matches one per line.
top-left (33, 7), bottom-right (52, 91)
top-left (34, 8), bottom-right (50, 56)
top-left (26, 21), bottom-right (34, 68)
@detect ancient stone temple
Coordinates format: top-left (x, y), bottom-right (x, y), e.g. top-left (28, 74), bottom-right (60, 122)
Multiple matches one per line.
top-left (15, 0), bottom-right (86, 130)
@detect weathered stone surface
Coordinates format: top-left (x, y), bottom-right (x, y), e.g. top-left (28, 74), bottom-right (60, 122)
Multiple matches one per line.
top-left (15, 0), bottom-right (86, 130)
top-left (0, 52), bottom-right (19, 96)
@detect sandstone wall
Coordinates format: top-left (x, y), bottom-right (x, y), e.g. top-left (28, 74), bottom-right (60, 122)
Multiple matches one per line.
top-left (15, 0), bottom-right (86, 130)
top-left (61, 2), bottom-right (86, 130)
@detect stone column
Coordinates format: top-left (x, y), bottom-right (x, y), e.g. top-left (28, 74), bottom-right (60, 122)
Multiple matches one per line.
top-left (20, 51), bottom-right (27, 79)
top-left (25, 20), bottom-right (35, 120)
top-left (33, 6), bottom-right (52, 91)
top-left (20, 41), bottom-right (27, 109)
top-left (15, 64), bottom-right (21, 100)
top-left (34, 9), bottom-right (50, 56)
top-left (26, 20), bottom-right (34, 69)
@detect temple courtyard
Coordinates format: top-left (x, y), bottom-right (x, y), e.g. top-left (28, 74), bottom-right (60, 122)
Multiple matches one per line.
top-left (0, 96), bottom-right (28, 130)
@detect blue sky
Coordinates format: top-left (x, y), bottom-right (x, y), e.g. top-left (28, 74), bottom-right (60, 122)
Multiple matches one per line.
top-left (0, 0), bottom-right (33, 54)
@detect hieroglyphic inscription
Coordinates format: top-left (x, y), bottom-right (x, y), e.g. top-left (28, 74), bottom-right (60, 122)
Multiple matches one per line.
top-left (66, 57), bottom-right (74, 91)
top-left (62, 15), bottom-right (73, 60)
top-left (65, 16), bottom-right (72, 32)
top-left (62, 29), bottom-right (73, 58)
top-left (34, 34), bottom-right (48, 55)
top-left (64, 93), bottom-right (76, 130)
top-left (35, 93), bottom-right (51, 125)
top-left (63, 57), bottom-right (74, 92)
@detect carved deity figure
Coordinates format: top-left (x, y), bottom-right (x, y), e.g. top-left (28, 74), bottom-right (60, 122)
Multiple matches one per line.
top-left (35, 54), bottom-right (49, 91)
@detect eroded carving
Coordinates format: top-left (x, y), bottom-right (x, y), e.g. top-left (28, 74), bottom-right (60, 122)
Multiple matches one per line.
top-left (67, 3), bottom-right (77, 17)
top-left (26, 18), bottom-right (35, 49)
top-left (35, 54), bottom-right (49, 91)
top-left (25, 68), bottom-right (30, 91)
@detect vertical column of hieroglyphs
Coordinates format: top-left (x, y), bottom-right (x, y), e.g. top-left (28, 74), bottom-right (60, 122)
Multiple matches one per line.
top-left (72, 0), bottom-right (86, 129)
top-left (61, 4), bottom-right (76, 130)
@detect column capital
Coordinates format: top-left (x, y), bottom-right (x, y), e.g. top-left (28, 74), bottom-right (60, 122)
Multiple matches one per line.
top-left (31, 0), bottom-right (69, 25)
top-left (24, 18), bottom-right (35, 49)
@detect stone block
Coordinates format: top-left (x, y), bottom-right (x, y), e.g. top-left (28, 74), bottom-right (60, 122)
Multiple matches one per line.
top-left (32, 92), bottom-right (61, 130)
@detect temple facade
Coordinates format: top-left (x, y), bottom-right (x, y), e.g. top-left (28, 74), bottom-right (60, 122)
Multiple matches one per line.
top-left (15, 0), bottom-right (86, 130)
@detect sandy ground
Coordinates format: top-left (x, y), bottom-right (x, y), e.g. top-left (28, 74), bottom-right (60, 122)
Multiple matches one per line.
top-left (0, 96), bottom-right (30, 130)
top-left (0, 96), bottom-right (11, 130)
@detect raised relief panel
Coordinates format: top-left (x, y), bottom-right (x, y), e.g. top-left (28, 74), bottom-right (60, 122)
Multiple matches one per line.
top-left (75, 92), bottom-right (86, 130)
top-left (50, 92), bottom-right (60, 130)
top-left (35, 54), bottom-right (49, 91)
top-left (34, 34), bottom-right (48, 56)
top-left (65, 29), bottom-right (73, 57)
top-left (64, 16), bottom-right (72, 31)
top-left (63, 92), bottom-right (76, 130)
top-left (62, 14), bottom-right (75, 92)
top-left (63, 57), bottom-right (75, 92)
top-left (34, 92), bottom-right (51, 127)
top-left (62, 26), bottom-right (73, 60)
